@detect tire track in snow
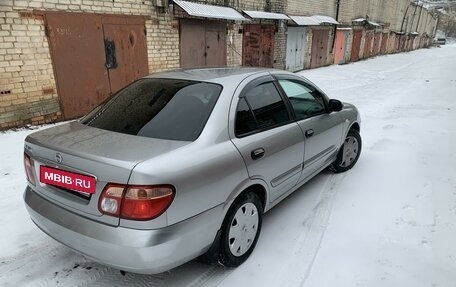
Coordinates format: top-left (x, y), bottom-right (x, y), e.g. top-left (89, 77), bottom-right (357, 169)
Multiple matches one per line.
top-left (73, 260), bottom-right (231, 287)
top-left (0, 243), bottom-right (84, 287)
top-left (0, 174), bottom-right (344, 287)
top-left (81, 268), bottom-right (169, 287)
top-left (0, 241), bottom-right (234, 287)
top-left (0, 242), bottom-right (65, 276)
top-left (272, 173), bottom-right (347, 287)
top-left (186, 264), bottom-right (233, 287)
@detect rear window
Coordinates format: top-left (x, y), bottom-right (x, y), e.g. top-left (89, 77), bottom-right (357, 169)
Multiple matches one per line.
top-left (80, 79), bottom-right (222, 141)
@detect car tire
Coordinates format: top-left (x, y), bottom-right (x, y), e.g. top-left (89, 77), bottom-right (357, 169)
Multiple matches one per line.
top-left (330, 129), bottom-right (362, 173)
top-left (218, 192), bottom-right (263, 267)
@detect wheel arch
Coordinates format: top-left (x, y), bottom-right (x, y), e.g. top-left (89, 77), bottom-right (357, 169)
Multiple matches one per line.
top-left (223, 179), bottom-right (269, 217)
top-left (349, 122), bottom-right (360, 133)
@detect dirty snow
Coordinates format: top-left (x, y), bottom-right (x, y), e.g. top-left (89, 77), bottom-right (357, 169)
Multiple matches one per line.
top-left (0, 45), bottom-right (455, 287)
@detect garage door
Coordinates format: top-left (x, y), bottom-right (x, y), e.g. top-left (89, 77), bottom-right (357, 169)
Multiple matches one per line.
top-left (243, 24), bottom-right (275, 68)
top-left (45, 12), bottom-right (148, 119)
top-left (351, 29), bottom-right (363, 62)
top-left (286, 26), bottom-right (305, 72)
top-left (180, 19), bottom-right (227, 68)
top-left (310, 28), bottom-right (329, 69)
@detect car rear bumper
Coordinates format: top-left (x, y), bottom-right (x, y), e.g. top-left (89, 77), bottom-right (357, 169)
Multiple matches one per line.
top-left (24, 186), bottom-right (223, 274)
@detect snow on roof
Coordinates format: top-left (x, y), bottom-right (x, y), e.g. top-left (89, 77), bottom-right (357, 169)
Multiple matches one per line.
top-left (368, 20), bottom-right (381, 27)
top-left (289, 15), bottom-right (339, 26)
top-left (313, 15), bottom-right (340, 25)
top-left (353, 18), bottom-right (366, 22)
top-left (288, 15), bottom-right (321, 26)
top-left (352, 18), bottom-right (381, 27)
top-left (243, 10), bottom-right (290, 20)
top-left (173, 0), bottom-right (248, 21)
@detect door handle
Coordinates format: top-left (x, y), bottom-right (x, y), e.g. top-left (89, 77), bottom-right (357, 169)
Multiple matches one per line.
top-left (251, 148), bottom-right (265, 160)
top-left (305, 129), bottom-right (314, 138)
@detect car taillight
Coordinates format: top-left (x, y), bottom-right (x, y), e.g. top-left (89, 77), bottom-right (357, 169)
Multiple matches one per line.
top-left (24, 153), bottom-right (36, 186)
top-left (99, 184), bottom-right (175, 221)
top-left (99, 184), bottom-right (125, 217)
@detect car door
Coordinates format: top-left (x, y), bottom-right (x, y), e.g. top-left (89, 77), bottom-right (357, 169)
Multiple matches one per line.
top-left (230, 75), bottom-right (305, 203)
top-left (275, 75), bottom-right (345, 182)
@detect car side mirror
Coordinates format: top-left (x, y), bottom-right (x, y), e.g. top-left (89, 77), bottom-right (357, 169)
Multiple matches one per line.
top-left (328, 99), bottom-right (343, 112)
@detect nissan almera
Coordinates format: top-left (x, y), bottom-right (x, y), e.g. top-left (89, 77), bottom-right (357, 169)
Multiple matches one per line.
top-left (23, 68), bottom-right (361, 274)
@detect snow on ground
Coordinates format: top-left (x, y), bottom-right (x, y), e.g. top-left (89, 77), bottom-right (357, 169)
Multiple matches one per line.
top-left (0, 45), bottom-right (455, 287)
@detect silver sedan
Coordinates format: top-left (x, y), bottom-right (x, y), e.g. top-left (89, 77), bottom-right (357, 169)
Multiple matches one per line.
top-left (23, 68), bottom-right (361, 274)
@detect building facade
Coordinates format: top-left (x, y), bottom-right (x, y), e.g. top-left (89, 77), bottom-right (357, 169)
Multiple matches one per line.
top-left (0, 0), bottom-right (438, 130)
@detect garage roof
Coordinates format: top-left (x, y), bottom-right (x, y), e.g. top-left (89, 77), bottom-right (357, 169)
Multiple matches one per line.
top-left (173, 0), bottom-right (248, 21)
top-left (288, 15), bottom-right (321, 26)
top-left (313, 15), bottom-right (339, 25)
top-left (243, 10), bottom-right (290, 20)
top-left (289, 15), bottom-right (339, 26)
top-left (353, 18), bottom-right (381, 27)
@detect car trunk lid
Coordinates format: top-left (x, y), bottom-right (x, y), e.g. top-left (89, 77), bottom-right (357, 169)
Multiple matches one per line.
top-left (25, 121), bottom-right (189, 226)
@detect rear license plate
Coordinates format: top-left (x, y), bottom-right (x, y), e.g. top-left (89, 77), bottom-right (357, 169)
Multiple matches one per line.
top-left (40, 166), bottom-right (96, 194)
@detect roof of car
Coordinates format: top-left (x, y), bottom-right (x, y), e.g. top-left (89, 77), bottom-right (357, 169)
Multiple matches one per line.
top-left (145, 67), bottom-right (288, 83)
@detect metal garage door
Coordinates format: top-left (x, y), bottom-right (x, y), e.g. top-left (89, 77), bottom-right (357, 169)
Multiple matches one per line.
top-left (310, 28), bottom-right (329, 69)
top-left (286, 26), bottom-right (305, 72)
top-left (373, 32), bottom-right (381, 56)
top-left (334, 29), bottom-right (349, 65)
top-left (363, 31), bottom-right (374, 58)
top-left (45, 12), bottom-right (148, 119)
top-left (103, 23), bottom-right (149, 94)
top-left (380, 32), bottom-right (388, 54)
top-left (351, 29), bottom-right (363, 62)
top-left (180, 19), bottom-right (227, 68)
top-left (243, 24), bottom-right (275, 68)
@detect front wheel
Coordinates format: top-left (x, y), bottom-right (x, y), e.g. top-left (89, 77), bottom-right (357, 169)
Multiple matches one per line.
top-left (218, 192), bottom-right (263, 267)
top-left (330, 129), bottom-right (362, 173)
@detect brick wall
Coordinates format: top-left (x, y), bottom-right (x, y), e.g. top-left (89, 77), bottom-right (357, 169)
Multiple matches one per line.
top-left (285, 0), bottom-right (336, 17)
top-left (304, 28), bottom-right (312, 69)
top-left (226, 23), bottom-right (243, 67)
top-left (0, 5), bottom-right (60, 129)
top-left (344, 28), bottom-right (354, 63)
top-left (147, 13), bottom-right (180, 73)
top-left (274, 29), bottom-right (286, 69)
top-left (0, 0), bottom-right (440, 130)
top-left (0, 0), bottom-right (180, 130)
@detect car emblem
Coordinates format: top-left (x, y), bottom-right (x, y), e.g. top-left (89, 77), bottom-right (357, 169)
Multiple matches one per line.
top-left (56, 153), bottom-right (63, 164)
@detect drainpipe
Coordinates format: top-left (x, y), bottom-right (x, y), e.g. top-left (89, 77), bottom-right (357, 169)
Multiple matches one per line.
top-left (331, 0), bottom-right (341, 53)
top-left (335, 0), bottom-right (340, 21)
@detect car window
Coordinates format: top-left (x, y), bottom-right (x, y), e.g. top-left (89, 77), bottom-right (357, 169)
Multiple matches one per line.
top-left (235, 98), bottom-right (258, 136)
top-left (278, 79), bottom-right (326, 120)
top-left (80, 79), bottom-right (222, 141)
top-left (235, 82), bottom-right (290, 136)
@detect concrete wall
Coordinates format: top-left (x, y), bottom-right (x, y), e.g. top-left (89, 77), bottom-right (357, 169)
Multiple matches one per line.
top-left (339, 0), bottom-right (437, 35)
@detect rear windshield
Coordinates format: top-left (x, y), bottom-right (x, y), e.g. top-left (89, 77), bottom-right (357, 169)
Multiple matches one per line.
top-left (80, 79), bottom-right (222, 141)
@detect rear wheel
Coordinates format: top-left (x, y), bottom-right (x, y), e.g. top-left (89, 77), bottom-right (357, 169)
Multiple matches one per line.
top-left (218, 192), bottom-right (263, 267)
top-left (331, 129), bottom-right (362, 173)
